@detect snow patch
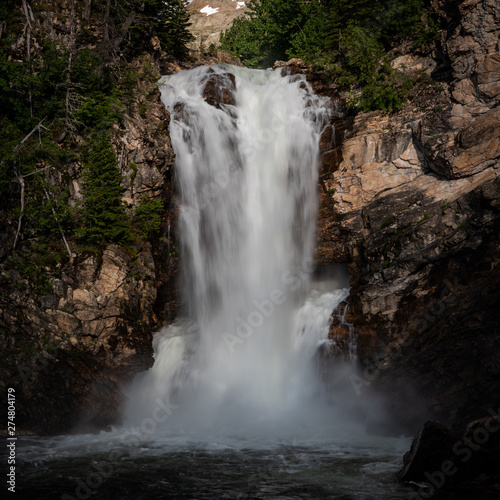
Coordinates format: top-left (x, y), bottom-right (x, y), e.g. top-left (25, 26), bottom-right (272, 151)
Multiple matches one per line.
top-left (236, 1), bottom-right (245, 9)
top-left (200, 5), bottom-right (219, 16)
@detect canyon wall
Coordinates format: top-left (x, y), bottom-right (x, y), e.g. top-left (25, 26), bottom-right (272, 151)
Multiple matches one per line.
top-left (314, 0), bottom-right (500, 431)
top-left (1, 0), bottom-right (499, 439)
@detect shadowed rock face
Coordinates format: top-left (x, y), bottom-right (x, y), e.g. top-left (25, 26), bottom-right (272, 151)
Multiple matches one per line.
top-left (187, 0), bottom-right (247, 50)
top-left (305, 0), bottom-right (500, 433)
top-left (398, 418), bottom-right (500, 495)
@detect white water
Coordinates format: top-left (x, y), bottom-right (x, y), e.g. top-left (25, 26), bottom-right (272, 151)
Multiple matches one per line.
top-left (125, 65), bottom-right (363, 437)
top-left (16, 65), bottom-right (415, 500)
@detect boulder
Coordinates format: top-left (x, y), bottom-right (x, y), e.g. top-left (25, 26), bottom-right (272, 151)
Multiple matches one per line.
top-left (202, 69), bottom-right (237, 108)
top-left (399, 418), bottom-right (500, 494)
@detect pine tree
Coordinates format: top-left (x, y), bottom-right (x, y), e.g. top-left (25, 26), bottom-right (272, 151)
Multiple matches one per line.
top-left (143, 0), bottom-right (193, 58)
top-left (77, 132), bottom-right (130, 246)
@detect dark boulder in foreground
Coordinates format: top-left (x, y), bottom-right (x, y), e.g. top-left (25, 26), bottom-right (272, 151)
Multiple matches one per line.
top-left (399, 418), bottom-right (500, 496)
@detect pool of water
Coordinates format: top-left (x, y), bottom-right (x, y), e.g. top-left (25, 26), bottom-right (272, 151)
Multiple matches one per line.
top-left (14, 427), bottom-right (418, 500)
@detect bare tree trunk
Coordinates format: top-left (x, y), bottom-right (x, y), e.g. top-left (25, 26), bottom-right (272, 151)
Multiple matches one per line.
top-left (65, 0), bottom-right (76, 132)
top-left (103, 0), bottom-right (111, 47)
top-left (6, 119), bottom-right (48, 251)
top-left (113, 11), bottom-right (135, 52)
top-left (69, 0), bottom-right (76, 51)
top-left (21, 0), bottom-right (33, 28)
top-left (84, 0), bottom-right (92, 20)
top-left (0, 21), bottom-right (6, 40)
top-left (65, 53), bottom-right (72, 130)
top-left (42, 185), bottom-right (72, 258)
top-left (12, 117), bottom-right (46, 156)
top-left (27, 29), bottom-right (33, 118)
top-left (12, 175), bottom-right (25, 251)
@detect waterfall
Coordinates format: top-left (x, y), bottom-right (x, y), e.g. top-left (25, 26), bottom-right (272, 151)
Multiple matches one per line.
top-left (126, 65), bottom-right (353, 435)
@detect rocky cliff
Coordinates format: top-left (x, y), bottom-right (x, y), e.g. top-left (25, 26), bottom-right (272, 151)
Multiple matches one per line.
top-left (0, 0), bottom-right (238, 434)
top-left (312, 0), bottom-right (500, 432)
top-left (187, 0), bottom-right (247, 50)
top-left (0, 51), bottom-right (178, 433)
top-left (2, 0), bottom-right (499, 451)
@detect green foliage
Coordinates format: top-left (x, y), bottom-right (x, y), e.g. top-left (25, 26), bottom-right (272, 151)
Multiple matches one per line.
top-left (149, 0), bottom-right (193, 58)
top-left (75, 93), bottom-right (123, 130)
top-left (287, 1), bottom-right (332, 61)
top-left (220, 0), bottom-right (438, 112)
top-left (220, 0), bottom-right (311, 68)
top-left (337, 25), bottom-right (386, 86)
top-left (207, 43), bottom-right (218, 57)
top-left (24, 177), bottom-right (74, 239)
top-left (0, 0), bottom-right (188, 263)
top-left (134, 196), bottom-right (164, 239)
top-left (128, 0), bottom-right (193, 59)
top-left (8, 251), bottom-right (55, 296)
top-left (355, 79), bottom-right (406, 112)
top-left (72, 48), bottom-right (111, 93)
top-left (0, 0), bottom-right (19, 26)
top-left (77, 133), bottom-right (130, 246)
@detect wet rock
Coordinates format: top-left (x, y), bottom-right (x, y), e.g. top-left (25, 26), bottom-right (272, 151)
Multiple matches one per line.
top-left (312, 0), bottom-right (500, 434)
top-left (202, 69), bottom-right (237, 108)
top-left (399, 421), bottom-right (463, 483)
top-left (399, 418), bottom-right (500, 493)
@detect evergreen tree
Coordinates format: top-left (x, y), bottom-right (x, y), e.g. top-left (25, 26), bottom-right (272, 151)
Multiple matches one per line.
top-left (220, 0), bottom-right (309, 68)
top-left (124, 0), bottom-right (193, 58)
top-left (77, 132), bottom-right (130, 246)
top-left (146, 0), bottom-right (193, 58)
top-left (220, 0), bottom-right (438, 112)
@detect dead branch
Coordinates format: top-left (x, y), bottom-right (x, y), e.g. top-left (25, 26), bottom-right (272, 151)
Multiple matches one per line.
top-left (11, 117), bottom-right (47, 157)
top-left (22, 166), bottom-right (50, 178)
top-left (84, 0), bottom-right (92, 20)
top-left (113, 11), bottom-right (136, 51)
top-left (12, 174), bottom-right (25, 251)
top-left (42, 185), bottom-right (72, 258)
top-left (27, 29), bottom-right (32, 118)
top-left (8, 118), bottom-right (48, 251)
top-left (21, 0), bottom-right (33, 29)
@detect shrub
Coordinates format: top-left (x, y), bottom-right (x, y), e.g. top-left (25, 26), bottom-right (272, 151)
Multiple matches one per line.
top-left (77, 132), bottom-right (131, 246)
top-left (134, 196), bottom-right (164, 239)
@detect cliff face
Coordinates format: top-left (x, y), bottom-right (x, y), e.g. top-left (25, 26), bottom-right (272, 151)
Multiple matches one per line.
top-left (2, 0), bottom-right (499, 439)
top-left (187, 0), bottom-right (247, 50)
top-left (0, 59), bottom-right (178, 434)
top-left (314, 0), bottom-right (500, 431)
top-left (0, 0), bottom-right (183, 434)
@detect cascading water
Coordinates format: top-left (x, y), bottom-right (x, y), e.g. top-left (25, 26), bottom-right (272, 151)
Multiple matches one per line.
top-left (125, 65), bottom-right (354, 434)
top-left (17, 65), bottom-right (415, 500)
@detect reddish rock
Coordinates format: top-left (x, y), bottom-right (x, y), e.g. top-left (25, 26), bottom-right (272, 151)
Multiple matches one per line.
top-left (202, 69), bottom-right (237, 108)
